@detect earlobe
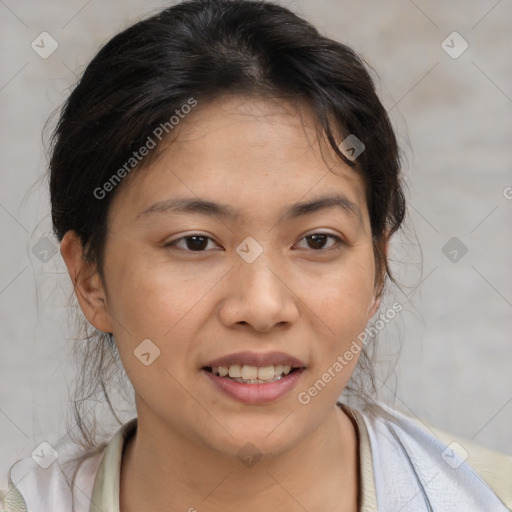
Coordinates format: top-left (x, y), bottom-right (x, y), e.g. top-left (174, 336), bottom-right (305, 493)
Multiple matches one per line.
top-left (59, 230), bottom-right (113, 333)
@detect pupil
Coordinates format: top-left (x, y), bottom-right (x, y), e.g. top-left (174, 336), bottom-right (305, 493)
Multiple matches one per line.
top-left (187, 236), bottom-right (208, 251)
top-left (309, 234), bottom-right (326, 250)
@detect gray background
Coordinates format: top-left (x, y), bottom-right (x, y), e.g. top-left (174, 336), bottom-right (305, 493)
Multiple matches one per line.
top-left (1, 0), bottom-right (511, 488)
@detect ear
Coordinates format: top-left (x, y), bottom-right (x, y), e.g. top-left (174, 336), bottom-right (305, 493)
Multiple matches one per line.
top-left (60, 230), bottom-right (113, 333)
top-left (368, 233), bottom-right (390, 319)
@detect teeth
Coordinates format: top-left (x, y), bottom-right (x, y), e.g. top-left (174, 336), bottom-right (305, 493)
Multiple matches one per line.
top-left (228, 365), bottom-right (242, 378)
top-left (257, 366), bottom-right (275, 381)
top-left (210, 364), bottom-right (295, 383)
top-left (241, 365), bottom-right (258, 380)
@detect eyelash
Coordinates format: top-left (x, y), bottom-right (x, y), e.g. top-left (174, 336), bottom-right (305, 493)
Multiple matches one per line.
top-left (163, 232), bottom-right (345, 253)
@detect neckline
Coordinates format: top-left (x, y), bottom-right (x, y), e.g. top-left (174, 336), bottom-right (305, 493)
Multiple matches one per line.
top-left (90, 403), bottom-right (377, 512)
top-left (338, 402), bottom-right (378, 511)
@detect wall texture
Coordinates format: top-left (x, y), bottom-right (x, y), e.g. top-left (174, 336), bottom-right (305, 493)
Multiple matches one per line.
top-left (1, 0), bottom-right (511, 487)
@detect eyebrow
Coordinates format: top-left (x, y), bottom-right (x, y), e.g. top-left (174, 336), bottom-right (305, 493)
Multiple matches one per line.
top-left (137, 193), bottom-right (363, 224)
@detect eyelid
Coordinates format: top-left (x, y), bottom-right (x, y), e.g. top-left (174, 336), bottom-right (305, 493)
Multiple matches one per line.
top-left (294, 232), bottom-right (345, 251)
top-left (164, 233), bottom-right (222, 250)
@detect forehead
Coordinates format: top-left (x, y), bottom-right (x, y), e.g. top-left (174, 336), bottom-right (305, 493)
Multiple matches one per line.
top-left (109, 95), bottom-right (369, 226)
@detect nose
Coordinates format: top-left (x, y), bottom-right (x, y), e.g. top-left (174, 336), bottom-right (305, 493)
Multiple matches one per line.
top-left (217, 254), bottom-right (300, 333)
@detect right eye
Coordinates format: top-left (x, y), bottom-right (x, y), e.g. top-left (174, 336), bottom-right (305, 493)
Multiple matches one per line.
top-left (164, 235), bottom-right (222, 252)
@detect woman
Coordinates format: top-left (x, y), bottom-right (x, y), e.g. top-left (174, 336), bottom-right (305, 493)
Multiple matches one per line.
top-left (2, 1), bottom-right (511, 511)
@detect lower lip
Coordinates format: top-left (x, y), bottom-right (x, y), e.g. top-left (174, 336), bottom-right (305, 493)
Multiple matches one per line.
top-left (203, 368), bottom-right (305, 404)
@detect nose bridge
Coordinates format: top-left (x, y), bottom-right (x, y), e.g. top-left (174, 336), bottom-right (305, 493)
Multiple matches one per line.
top-left (218, 236), bottom-right (299, 331)
top-left (236, 239), bottom-right (285, 299)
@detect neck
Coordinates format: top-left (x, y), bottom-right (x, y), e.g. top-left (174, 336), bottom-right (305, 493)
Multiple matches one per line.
top-left (120, 403), bottom-right (359, 512)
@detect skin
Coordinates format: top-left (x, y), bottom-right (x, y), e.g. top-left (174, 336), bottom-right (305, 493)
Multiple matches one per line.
top-left (60, 95), bottom-right (387, 512)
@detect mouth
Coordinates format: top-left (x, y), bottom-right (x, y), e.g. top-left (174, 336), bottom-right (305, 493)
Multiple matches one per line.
top-left (202, 351), bottom-right (306, 404)
top-left (203, 364), bottom-right (301, 384)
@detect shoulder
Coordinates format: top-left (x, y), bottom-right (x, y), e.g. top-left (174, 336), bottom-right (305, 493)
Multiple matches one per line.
top-left (0, 418), bottom-right (137, 512)
top-left (352, 401), bottom-right (512, 511)
top-left (423, 420), bottom-right (512, 509)
top-left (0, 442), bottom-right (106, 512)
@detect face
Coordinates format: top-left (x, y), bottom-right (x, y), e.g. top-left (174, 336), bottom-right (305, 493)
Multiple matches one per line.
top-left (65, 95), bottom-right (383, 460)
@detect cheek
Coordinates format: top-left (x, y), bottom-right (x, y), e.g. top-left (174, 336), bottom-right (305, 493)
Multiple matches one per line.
top-left (295, 254), bottom-right (375, 406)
top-left (102, 242), bottom-right (224, 388)
top-left (103, 251), bottom-right (204, 394)
top-left (103, 240), bottom-right (201, 334)
top-left (309, 251), bottom-right (376, 338)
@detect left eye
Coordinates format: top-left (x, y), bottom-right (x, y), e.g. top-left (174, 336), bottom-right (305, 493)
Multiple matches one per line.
top-left (164, 233), bottom-right (343, 252)
top-left (295, 233), bottom-right (343, 251)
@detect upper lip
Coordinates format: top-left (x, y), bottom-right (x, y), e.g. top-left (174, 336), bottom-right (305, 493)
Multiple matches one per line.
top-left (204, 351), bottom-right (306, 369)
